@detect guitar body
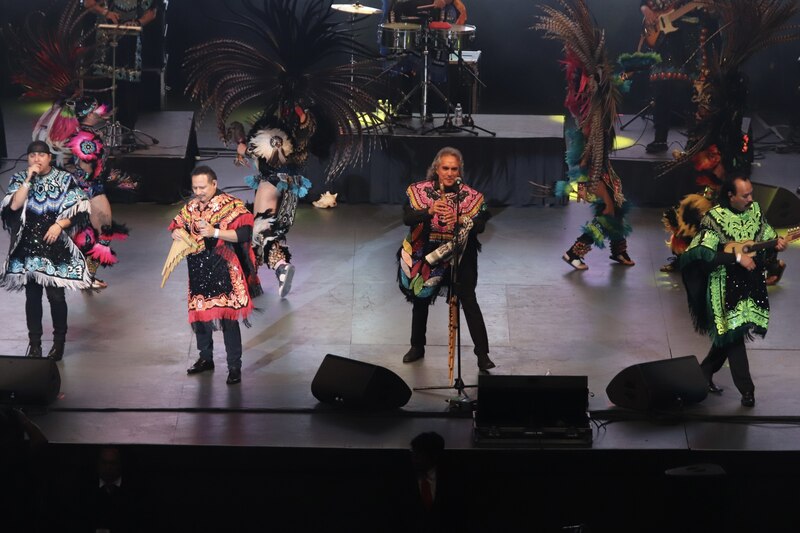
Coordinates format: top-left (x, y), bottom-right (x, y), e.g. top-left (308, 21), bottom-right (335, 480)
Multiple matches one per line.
top-left (640, 2), bottom-right (701, 50)
top-left (723, 227), bottom-right (800, 257)
top-left (723, 240), bottom-right (759, 257)
top-left (643, 12), bottom-right (680, 48)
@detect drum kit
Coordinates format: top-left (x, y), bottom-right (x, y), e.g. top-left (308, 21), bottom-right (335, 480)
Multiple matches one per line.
top-left (331, 2), bottom-right (491, 135)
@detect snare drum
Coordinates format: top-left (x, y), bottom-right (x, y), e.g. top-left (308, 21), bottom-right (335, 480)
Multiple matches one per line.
top-left (435, 24), bottom-right (476, 51)
top-left (379, 22), bottom-right (421, 52)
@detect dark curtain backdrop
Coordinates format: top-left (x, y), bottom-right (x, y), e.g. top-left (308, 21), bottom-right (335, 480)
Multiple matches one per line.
top-left (2, 0), bottom-right (799, 116)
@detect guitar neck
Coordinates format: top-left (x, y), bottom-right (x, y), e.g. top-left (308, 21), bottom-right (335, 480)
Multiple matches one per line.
top-left (744, 229), bottom-right (800, 253)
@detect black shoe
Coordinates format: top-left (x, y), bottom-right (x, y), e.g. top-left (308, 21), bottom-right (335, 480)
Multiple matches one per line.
top-left (402, 346), bottom-right (424, 363)
top-left (645, 141), bottom-right (668, 153)
top-left (477, 353), bottom-right (496, 371)
top-left (26, 343), bottom-right (42, 358)
top-left (226, 368), bottom-right (242, 385)
top-left (708, 380), bottom-right (724, 394)
top-left (187, 358), bottom-right (215, 375)
top-left (47, 342), bottom-right (64, 361)
top-left (741, 391), bottom-right (755, 407)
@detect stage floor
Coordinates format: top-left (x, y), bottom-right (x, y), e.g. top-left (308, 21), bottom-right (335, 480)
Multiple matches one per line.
top-left (2, 102), bottom-right (800, 452)
top-left (1, 198), bottom-right (799, 451)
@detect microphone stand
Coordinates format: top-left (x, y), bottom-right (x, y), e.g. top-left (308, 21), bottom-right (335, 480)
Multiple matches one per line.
top-left (414, 179), bottom-right (476, 412)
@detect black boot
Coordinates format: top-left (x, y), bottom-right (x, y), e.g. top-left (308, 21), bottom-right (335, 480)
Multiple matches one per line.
top-left (477, 353), bottom-right (496, 371)
top-left (26, 343), bottom-right (43, 358)
top-left (402, 346), bottom-right (425, 363)
top-left (48, 341), bottom-right (65, 361)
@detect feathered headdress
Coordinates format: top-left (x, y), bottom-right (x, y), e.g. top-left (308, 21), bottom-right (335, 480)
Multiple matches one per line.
top-left (184, 0), bottom-right (386, 181)
top-left (533, 0), bottom-right (625, 206)
top-left (660, 0), bottom-right (800, 176)
top-left (2, 0), bottom-right (94, 101)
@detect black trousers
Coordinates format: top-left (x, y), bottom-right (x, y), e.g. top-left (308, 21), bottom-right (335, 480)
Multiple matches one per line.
top-left (411, 288), bottom-right (489, 357)
top-left (25, 283), bottom-right (67, 344)
top-left (700, 337), bottom-right (754, 394)
top-left (651, 80), bottom-right (692, 142)
top-left (194, 319), bottom-right (242, 370)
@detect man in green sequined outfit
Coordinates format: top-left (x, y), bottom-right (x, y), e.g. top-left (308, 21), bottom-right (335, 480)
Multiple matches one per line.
top-left (681, 175), bottom-right (786, 407)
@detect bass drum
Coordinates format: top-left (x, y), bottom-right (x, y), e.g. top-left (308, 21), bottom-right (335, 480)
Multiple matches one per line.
top-left (379, 22), bottom-right (421, 52)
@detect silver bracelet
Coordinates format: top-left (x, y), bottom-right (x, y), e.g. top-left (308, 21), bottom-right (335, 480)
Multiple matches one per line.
top-left (21, 181), bottom-right (31, 188)
top-left (213, 228), bottom-right (220, 239)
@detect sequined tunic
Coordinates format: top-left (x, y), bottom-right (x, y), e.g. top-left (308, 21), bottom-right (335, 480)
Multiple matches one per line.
top-left (1, 169), bottom-right (91, 290)
top-left (681, 203), bottom-right (776, 345)
top-left (169, 192), bottom-right (261, 325)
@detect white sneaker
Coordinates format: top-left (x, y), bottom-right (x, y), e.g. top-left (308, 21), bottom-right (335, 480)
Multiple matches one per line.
top-left (562, 253), bottom-right (588, 270)
top-left (276, 264), bottom-right (295, 298)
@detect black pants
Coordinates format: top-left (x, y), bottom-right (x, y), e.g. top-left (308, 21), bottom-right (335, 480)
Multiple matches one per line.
top-left (651, 80), bottom-right (692, 142)
top-left (700, 337), bottom-right (754, 394)
top-left (411, 288), bottom-right (489, 357)
top-left (25, 283), bottom-right (67, 344)
top-left (194, 319), bottom-right (242, 370)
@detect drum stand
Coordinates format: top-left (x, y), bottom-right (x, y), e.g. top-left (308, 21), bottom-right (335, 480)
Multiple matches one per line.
top-left (103, 27), bottom-right (159, 153)
top-left (392, 28), bottom-right (458, 127)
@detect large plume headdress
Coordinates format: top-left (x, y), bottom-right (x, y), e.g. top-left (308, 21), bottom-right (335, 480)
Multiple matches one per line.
top-left (2, 0), bottom-right (94, 101)
top-left (660, 0), bottom-right (800, 176)
top-left (184, 0), bottom-right (386, 181)
top-left (533, 0), bottom-right (624, 206)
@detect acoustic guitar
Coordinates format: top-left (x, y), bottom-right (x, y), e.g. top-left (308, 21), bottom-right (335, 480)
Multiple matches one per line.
top-left (723, 227), bottom-right (800, 257)
top-left (640, 1), bottom-right (703, 50)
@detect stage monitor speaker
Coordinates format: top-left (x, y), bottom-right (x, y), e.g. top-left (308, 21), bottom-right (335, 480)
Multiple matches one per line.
top-left (606, 355), bottom-right (707, 411)
top-left (475, 375), bottom-right (589, 429)
top-left (752, 182), bottom-right (800, 228)
top-left (311, 354), bottom-right (411, 409)
top-left (0, 355), bottom-right (61, 405)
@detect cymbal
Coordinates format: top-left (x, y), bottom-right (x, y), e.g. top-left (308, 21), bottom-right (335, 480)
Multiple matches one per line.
top-left (331, 3), bottom-right (383, 15)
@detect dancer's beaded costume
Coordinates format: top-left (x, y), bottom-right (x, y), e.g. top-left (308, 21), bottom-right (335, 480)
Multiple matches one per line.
top-left (4, 2), bottom-right (130, 286)
top-left (184, 0), bottom-right (386, 293)
top-left (534, 0), bottom-right (633, 268)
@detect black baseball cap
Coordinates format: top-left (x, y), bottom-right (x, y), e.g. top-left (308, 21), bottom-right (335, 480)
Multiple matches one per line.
top-left (27, 141), bottom-right (51, 155)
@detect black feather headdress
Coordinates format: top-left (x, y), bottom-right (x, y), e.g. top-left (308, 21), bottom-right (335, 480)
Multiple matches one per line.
top-left (661, 0), bottom-right (800, 175)
top-left (184, 0), bottom-right (386, 181)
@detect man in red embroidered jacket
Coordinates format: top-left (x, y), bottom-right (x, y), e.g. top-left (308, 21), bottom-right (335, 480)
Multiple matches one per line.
top-left (169, 166), bottom-right (261, 385)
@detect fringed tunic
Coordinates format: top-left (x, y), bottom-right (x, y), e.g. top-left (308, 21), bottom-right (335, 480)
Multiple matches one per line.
top-left (680, 203), bottom-right (776, 346)
top-left (1, 169), bottom-right (91, 290)
top-left (169, 192), bottom-right (261, 327)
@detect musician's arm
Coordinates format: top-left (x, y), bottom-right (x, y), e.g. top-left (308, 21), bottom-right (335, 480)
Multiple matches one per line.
top-left (137, 6), bottom-right (158, 27)
top-left (85, 0), bottom-right (120, 24)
